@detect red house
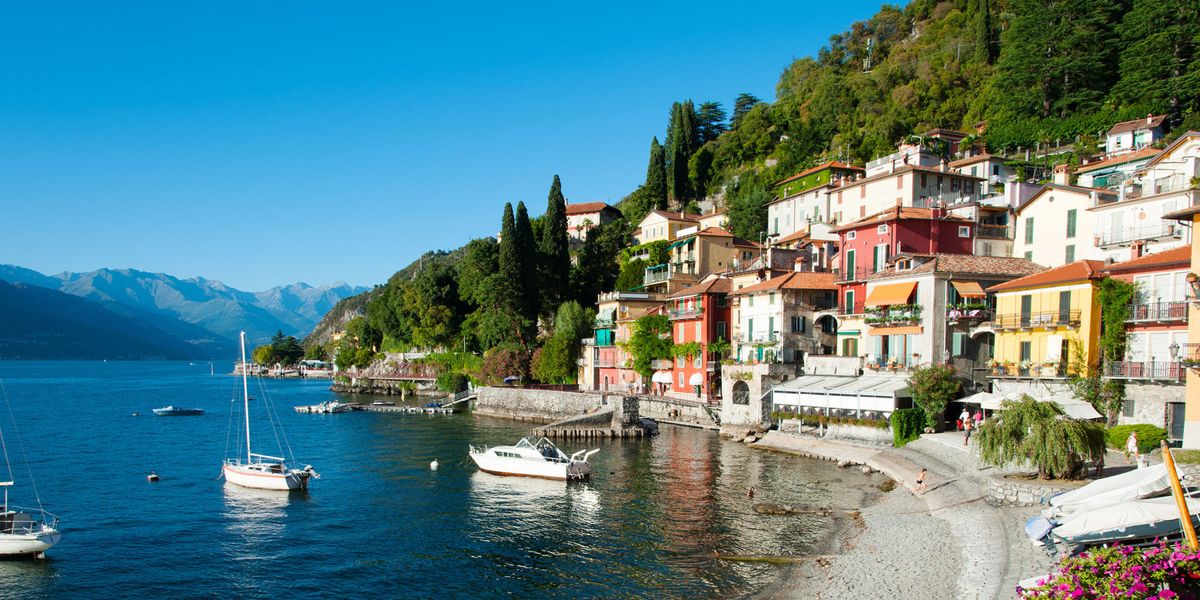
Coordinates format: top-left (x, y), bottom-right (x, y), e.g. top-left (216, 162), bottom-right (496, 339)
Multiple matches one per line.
top-left (665, 276), bottom-right (732, 402)
top-left (833, 206), bottom-right (976, 315)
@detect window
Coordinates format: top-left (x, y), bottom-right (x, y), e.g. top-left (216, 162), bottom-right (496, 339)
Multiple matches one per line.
top-left (951, 179), bottom-right (960, 192)
top-left (872, 244), bottom-right (888, 272)
top-left (970, 166), bottom-right (977, 176)
top-left (1024, 217), bottom-right (1035, 244)
top-left (958, 226), bottom-right (970, 237)
top-left (846, 249), bottom-right (857, 277)
top-left (677, 356), bottom-right (685, 367)
top-left (992, 165), bottom-right (1000, 177)
top-left (982, 242), bottom-right (993, 256)
top-left (693, 355), bottom-right (701, 368)
top-left (747, 318), bottom-right (754, 340)
top-left (844, 290), bottom-right (855, 312)
top-left (952, 332), bottom-right (967, 357)
top-left (877, 224), bottom-right (889, 234)
top-left (695, 322), bottom-right (702, 339)
top-left (1065, 245), bottom-right (1075, 263)
top-left (1024, 251), bottom-right (1033, 260)
top-left (678, 372), bottom-right (684, 386)
top-left (1066, 209), bottom-right (1077, 238)
top-left (896, 259), bottom-right (912, 270)
top-left (773, 217), bottom-right (779, 234)
top-left (716, 321), bottom-right (726, 339)
top-left (769, 292), bottom-right (776, 304)
top-left (791, 315), bottom-right (807, 333)
top-left (847, 231), bottom-right (856, 240)
top-left (921, 173), bottom-right (927, 187)
top-left (768, 317), bottom-right (775, 339)
top-left (748, 295), bottom-right (754, 307)
top-left (842, 338), bottom-right (858, 356)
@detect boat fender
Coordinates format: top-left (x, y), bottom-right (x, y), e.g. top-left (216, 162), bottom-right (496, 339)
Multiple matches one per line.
top-left (430, 460), bottom-right (439, 470)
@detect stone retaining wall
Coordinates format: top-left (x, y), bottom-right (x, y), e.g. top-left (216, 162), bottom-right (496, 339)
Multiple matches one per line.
top-left (638, 396), bottom-right (718, 429)
top-left (330, 378), bottom-right (439, 396)
top-left (473, 386), bottom-right (607, 423)
top-left (986, 475), bottom-right (1074, 507)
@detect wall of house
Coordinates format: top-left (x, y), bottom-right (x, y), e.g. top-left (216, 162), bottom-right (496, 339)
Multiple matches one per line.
top-left (1093, 197), bottom-right (1190, 264)
top-left (1186, 228), bottom-right (1200, 449)
top-left (991, 283), bottom-right (1100, 371)
top-left (1013, 190), bottom-right (1100, 267)
top-left (1118, 383), bottom-right (1179, 431)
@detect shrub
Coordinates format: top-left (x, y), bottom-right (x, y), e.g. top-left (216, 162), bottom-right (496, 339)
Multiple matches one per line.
top-left (907, 364), bottom-right (960, 430)
top-left (479, 345), bottom-right (531, 385)
top-left (890, 408), bottom-right (926, 447)
top-left (1105, 424), bottom-right (1167, 454)
top-left (977, 395), bottom-right (1106, 480)
top-left (436, 371), bottom-right (469, 393)
top-left (1018, 540), bottom-right (1200, 599)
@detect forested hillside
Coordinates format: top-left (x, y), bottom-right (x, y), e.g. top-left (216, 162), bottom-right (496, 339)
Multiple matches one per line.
top-left (620, 0), bottom-right (1199, 237)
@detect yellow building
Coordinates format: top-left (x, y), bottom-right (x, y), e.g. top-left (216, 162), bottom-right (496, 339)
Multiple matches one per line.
top-left (986, 260), bottom-right (1105, 382)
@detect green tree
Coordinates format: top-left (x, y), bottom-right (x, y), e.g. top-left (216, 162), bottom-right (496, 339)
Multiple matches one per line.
top-left (569, 219), bottom-right (625, 307)
top-left (644, 137), bottom-right (668, 211)
top-left (688, 144), bottom-right (715, 201)
top-left (625, 314), bottom-right (673, 380)
top-left (971, 0), bottom-right (997, 65)
top-left (513, 201), bottom-right (540, 326)
top-left (401, 262), bottom-right (462, 349)
top-left (976, 395), bottom-right (1106, 479)
top-left (537, 175), bottom-right (571, 317)
top-left (614, 258), bottom-right (647, 291)
top-left (666, 101), bottom-right (700, 203)
top-left (456, 238), bottom-right (500, 308)
top-left (1109, 0), bottom-right (1200, 123)
top-left (696, 101), bottom-right (728, 144)
top-left (907, 363), bottom-right (961, 430)
top-left (725, 177), bottom-right (772, 240)
top-left (532, 336), bottom-right (575, 383)
top-left (252, 345), bottom-right (273, 366)
top-left (731, 92), bottom-right (762, 129)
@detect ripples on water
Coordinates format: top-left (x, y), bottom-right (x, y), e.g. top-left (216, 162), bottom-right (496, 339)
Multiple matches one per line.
top-left (0, 362), bottom-right (873, 599)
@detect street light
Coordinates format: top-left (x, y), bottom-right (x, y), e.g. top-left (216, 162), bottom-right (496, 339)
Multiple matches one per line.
top-left (1170, 342), bottom-right (1181, 360)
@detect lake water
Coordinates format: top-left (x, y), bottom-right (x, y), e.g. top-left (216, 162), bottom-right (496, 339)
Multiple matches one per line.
top-left (0, 361), bottom-right (872, 599)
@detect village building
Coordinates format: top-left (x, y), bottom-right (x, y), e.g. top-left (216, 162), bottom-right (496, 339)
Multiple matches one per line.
top-left (1101, 247), bottom-right (1190, 440)
top-left (697, 208), bottom-right (727, 231)
top-left (662, 276), bottom-right (732, 402)
top-left (768, 161), bottom-right (864, 235)
top-left (632, 210), bottom-right (700, 245)
top-left (565, 202), bottom-right (622, 241)
top-left (642, 227), bottom-right (759, 295)
top-left (579, 291), bottom-right (664, 393)
top-left (1106, 114), bottom-right (1167, 157)
top-left (1075, 147), bottom-right (1162, 190)
top-left (1012, 172), bottom-right (1118, 267)
top-left (728, 271), bottom-right (838, 366)
top-left (986, 260), bottom-right (1106, 399)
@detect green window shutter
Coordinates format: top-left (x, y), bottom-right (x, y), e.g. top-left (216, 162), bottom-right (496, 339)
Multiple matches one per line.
top-left (952, 332), bottom-right (965, 356)
top-left (1025, 217), bottom-right (1035, 244)
top-left (1065, 245), bottom-right (1075, 263)
top-left (1066, 210), bottom-right (1077, 238)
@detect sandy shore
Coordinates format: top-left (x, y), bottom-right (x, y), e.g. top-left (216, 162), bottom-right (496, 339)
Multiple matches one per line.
top-left (749, 432), bottom-right (1056, 600)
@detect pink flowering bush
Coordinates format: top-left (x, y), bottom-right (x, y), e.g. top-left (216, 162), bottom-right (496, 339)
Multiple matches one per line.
top-left (1019, 541), bottom-right (1200, 599)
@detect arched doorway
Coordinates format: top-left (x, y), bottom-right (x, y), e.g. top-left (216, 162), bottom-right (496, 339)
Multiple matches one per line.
top-left (732, 380), bottom-right (750, 405)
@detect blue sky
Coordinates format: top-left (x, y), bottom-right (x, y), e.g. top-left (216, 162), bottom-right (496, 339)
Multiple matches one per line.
top-left (0, 1), bottom-right (886, 290)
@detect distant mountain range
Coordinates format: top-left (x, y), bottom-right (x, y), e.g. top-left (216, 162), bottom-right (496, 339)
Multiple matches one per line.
top-left (0, 265), bottom-right (367, 357)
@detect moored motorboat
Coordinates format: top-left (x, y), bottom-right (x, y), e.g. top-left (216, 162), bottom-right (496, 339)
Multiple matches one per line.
top-left (153, 405), bottom-right (204, 416)
top-left (469, 437), bottom-right (598, 481)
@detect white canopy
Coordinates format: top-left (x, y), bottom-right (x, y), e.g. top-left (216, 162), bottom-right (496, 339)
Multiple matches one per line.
top-left (1048, 463), bottom-right (1178, 517)
top-left (651, 371), bottom-right (672, 384)
top-left (688, 373), bottom-right (704, 386)
top-left (772, 375), bottom-right (910, 414)
top-left (960, 391), bottom-right (1102, 420)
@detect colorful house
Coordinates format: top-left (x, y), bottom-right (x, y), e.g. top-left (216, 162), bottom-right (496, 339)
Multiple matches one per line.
top-left (665, 276), bottom-right (732, 402)
top-left (1102, 247), bottom-right (1190, 439)
top-left (1164, 177), bottom-right (1200, 448)
top-left (643, 227), bottom-right (759, 295)
top-left (729, 271), bottom-right (839, 365)
top-left (580, 292), bottom-right (664, 393)
top-left (986, 260), bottom-right (1106, 397)
top-left (1106, 115), bottom-right (1167, 157)
top-left (768, 161), bottom-right (864, 236)
top-left (633, 210), bottom-right (699, 245)
top-left (1012, 176), bottom-right (1117, 268)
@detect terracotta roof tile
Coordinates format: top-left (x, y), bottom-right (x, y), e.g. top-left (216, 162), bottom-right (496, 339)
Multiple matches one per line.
top-left (645, 209), bottom-right (700, 222)
top-left (669, 277), bottom-right (732, 299)
top-left (948, 153), bottom-right (998, 168)
top-left (867, 254), bottom-right (1045, 281)
top-left (730, 271), bottom-right (838, 295)
top-left (775, 228), bottom-right (810, 245)
top-left (565, 202), bottom-right (617, 215)
top-left (1108, 115), bottom-right (1166, 136)
top-left (1075, 147), bottom-right (1161, 174)
top-left (1103, 246), bottom-right (1191, 273)
top-left (987, 260), bottom-right (1106, 292)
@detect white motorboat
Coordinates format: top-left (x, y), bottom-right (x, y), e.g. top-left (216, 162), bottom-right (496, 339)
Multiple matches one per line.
top-left (469, 437), bottom-right (598, 481)
top-left (1045, 463), bottom-right (1178, 518)
top-left (0, 383), bottom-right (60, 558)
top-left (222, 332), bottom-right (319, 491)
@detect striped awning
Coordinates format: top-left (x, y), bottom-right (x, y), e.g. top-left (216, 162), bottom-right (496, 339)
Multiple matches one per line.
top-left (865, 281), bottom-right (917, 307)
top-left (951, 281), bottom-right (986, 298)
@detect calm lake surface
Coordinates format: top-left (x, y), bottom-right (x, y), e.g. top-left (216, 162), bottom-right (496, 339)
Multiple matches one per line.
top-left (0, 361), bottom-right (871, 599)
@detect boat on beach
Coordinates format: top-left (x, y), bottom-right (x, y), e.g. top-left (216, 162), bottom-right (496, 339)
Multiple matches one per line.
top-left (469, 437), bottom-right (598, 481)
top-left (152, 406), bottom-right (204, 416)
top-left (222, 332), bottom-right (319, 491)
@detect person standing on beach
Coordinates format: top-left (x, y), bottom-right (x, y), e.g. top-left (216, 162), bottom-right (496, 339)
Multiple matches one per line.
top-left (915, 469), bottom-right (928, 495)
top-left (1125, 431), bottom-right (1139, 464)
top-left (963, 417), bottom-right (973, 446)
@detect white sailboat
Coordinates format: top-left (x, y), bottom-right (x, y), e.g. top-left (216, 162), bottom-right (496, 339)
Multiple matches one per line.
top-left (0, 385), bottom-right (61, 558)
top-left (222, 332), bottom-right (318, 491)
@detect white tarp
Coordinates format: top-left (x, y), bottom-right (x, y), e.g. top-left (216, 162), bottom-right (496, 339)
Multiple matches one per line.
top-left (1047, 463), bottom-right (1178, 516)
top-left (772, 375), bottom-right (909, 414)
top-left (1053, 496), bottom-right (1199, 540)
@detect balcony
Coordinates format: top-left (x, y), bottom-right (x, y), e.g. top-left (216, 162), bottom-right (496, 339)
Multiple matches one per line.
top-left (1096, 223), bottom-right (1181, 248)
top-left (990, 362), bottom-right (1070, 379)
top-left (947, 305), bottom-right (991, 323)
top-left (834, 266), bottom-right (875, 283)
top-left (1121, 174), bottom-right (1194, 201)
top-left (668, 307), bottom-right (704, 320)
top-left (864, 304), bottom-right (922, 328)
top-left (650, 359), bottom-right (673, 370)
top-left (1127, 301), bottom-right (1188, 323)
top-left (839, 302), bottom-right (866, 316)
top-left (740, 331), bottom-right (779, 344)
top-left (594, 317), bottom-right (615, 328)
top-left (991, 310), bottom-right (1082, 330)
top-left (1103, 360), bottom-right (1183, 382)
top-left (643, 264), bottom-right (670, 286)
top-left (976, 225), bottom-right (1011, 239)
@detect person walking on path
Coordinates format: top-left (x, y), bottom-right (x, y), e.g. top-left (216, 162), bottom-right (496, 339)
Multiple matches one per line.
top-left (1125, 431), bottom-right (1140, 465)
top-left (973, 409), bottom-right (983, 429)
top-left (915, 468), bottom-right (928, 495)
top-left (959, 407), bottom-right (970, 431)
top-left (963, 417), bottom-right (973, 446)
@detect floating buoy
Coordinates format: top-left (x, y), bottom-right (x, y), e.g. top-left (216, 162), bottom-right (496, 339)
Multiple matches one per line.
top-left (132, 412), bottom-right (139, 417)
top-left (147, 471), bottom-right (160, 482)
top-left (430, 460), bottom-right (439, 471)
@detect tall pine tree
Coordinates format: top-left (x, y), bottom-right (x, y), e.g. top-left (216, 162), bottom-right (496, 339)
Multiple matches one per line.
top-left (497, 202), bottom-right (521, 313)
top-left (696, 101), bottom-right (728, 144)
top-left (513, 201), bottom-right (540, 330)
top-left (731, 93), bottom-right (762, 129)
top-left (645, 137), bottom-right (668, 210)
top-left (972, 0), bottom-right (996, 64)
top-left (667, 101), bottom-right (699, 203)
top-left (537, 175), bottom-right (570, 317)
top-left (1109, 0), bottom-right (1199, 123)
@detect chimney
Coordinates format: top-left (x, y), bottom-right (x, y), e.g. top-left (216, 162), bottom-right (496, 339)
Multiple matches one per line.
top-left (1053, 164), bottom-right (1072, 186)
top-left (1132, 241), bottom-right (1147, 259)
top-left (1147, 113), bottom-right (1153, 125)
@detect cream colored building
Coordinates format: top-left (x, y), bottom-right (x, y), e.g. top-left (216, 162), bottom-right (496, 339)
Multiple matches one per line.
top-left (633, 210), bottom-right (699, 244)
top-left (1012, 178), bottom-right (1116, 268)
top-left (830, 165), bottom-right (984, 226)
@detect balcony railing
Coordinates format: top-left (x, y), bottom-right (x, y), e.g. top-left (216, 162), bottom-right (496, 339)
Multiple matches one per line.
top-left (1127, 301), bottom-right (1188, 323)
top-left (668, 307), bottom-right (704, 320)
top-left (947, 306), bottom-right (991, 322)
top-left (1103, 360), bottom-right (1184, 382)
top-left (834, 266), bottom-right (875, 283)
top-left (740, 331), bottom-right (779, 344)
top-left (643, 265), bottom-right (670, 285)
top-left (650, 359), bottom-right (673, 370)
top-left (839, 302), bottom-right (866, 316)
top-left (1122, 175), bottom-right (1194, 201)
top-left (991, 310), bottom-right (1082, 330)
top-left (594, 317), bottom-right (615, 328)
top-left (865, 304), bottom-right (922, 327)
top-left (1097, 223), bottom-right (1180, 247)
top-left (990, 363), bottom-right (1070, 379)
top-left (976, 225), bottom-right (1011, 239)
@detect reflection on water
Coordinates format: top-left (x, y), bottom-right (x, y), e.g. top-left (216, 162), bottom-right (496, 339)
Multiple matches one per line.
top-left (0, 557), bottom-right (58, 598)
top-left (467, 472), bottom-right (602, 533)
top-left (221, 483), bottom-right (299, 558)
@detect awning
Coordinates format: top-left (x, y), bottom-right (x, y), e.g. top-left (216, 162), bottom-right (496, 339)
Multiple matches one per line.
top-left (651, 371), bottom-right (673, 384)
top-left (951, 281), bottom-right (986, 298)
top-left (688, 373), bottom-right (704, 386)
top-left (665, 238), bottom-right (692, 251)
top-left (865, 281), bottom-right (917, 307)
top-left (868, 325), bottom-right (923, 336)
top-left (837, 330), bottom-right (861, 336)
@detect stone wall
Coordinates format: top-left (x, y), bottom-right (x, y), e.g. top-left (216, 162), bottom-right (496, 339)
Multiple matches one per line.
top-left (1118, 382), bottom-right (1180, 430)
top-left (719, 363), bottom-right (796, 428)
top-left (473, 387), bottom-right (607, 423)
top-left (986, 475), bottom-right (1074, 507)
top-left (638, 396), bottom-right (718, 429)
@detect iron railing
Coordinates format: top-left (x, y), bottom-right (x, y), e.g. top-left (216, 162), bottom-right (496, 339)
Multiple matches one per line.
top-left (834, 265), bottom-right (875, 283)
top-left (1097, 223), bottom-right (1180, 247)
top-left (1127, 301), bottom-right (1188, 323)
top-left (668, 307), bottom-right (704, 320)
top-left (976, 225), bottom-right (1011, 239)
top-left (839, 302), bottom-right (866, 316)
top-left (1103, 361), bottom-right (1184, 382)
top-left (990, 310), bottom-right (1082, 330)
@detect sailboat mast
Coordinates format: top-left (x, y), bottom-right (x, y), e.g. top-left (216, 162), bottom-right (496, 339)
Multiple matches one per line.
top-left (240, 331), bottom-right (252, 464)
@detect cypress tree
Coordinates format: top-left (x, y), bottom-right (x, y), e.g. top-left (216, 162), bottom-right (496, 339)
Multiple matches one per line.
top-left (513, 201), bottom-right (540, 326)
top-left (973, 0), bottom-right (996, 64)
top-left (645, 137), bottom-right (668, 210)
top-left (538, 175), bottom-right (570, 317)
top-left (497, 202), bottom-right (521, 314)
